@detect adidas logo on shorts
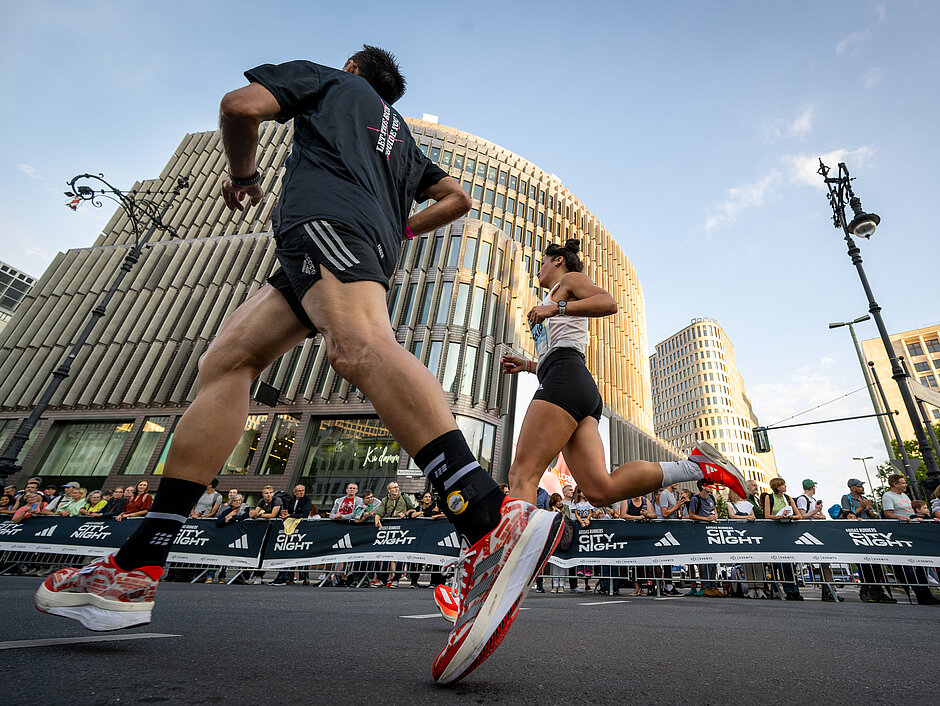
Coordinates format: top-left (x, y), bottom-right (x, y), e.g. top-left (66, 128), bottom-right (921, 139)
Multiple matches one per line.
top-left (302, 254), bottom-right (317, 276)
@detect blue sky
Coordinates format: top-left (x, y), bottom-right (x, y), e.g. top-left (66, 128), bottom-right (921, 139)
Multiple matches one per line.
top-left (2, 1), bottom-right (938, 499)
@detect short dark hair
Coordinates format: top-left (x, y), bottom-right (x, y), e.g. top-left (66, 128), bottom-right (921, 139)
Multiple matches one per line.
top-left (544, 239), bottom-right (583, 273)
top-left (348, 45), bottom-right (406, 104)
top-left (210, 479), bottom-right (219, 489)
top-left (887, 474), bottom-right (905, 487)
top-left (697, 479), bottom-right (708, 490)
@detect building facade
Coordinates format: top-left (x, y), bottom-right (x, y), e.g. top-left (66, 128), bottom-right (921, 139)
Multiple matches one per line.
top-left (650, 318), bottom-right (777, 493)
top-left (862, 323), bottom-right (940, 441)
top-left (0, 260), bottom-right (35, 334)
top-left (0, 117), bottom-right (677, 506)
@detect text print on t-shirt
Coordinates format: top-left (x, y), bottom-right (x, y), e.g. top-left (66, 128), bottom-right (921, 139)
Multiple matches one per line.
top-left (370, 101), bottom-right (401, 159)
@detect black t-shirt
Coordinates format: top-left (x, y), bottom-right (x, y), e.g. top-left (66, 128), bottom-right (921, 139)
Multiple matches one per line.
top-left (244, 61), bottom-right (448, 244)
top-left (256, 497), bottom-right (283, 516)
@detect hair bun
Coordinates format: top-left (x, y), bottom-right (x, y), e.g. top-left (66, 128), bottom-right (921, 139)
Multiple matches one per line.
top-left (564, 239), bottom-right (580, 254)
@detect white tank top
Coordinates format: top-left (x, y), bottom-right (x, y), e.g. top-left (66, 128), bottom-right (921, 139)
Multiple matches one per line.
top-left (529, 282), bottom-right (588, 371)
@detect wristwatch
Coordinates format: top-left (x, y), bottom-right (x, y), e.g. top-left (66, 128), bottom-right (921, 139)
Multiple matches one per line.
top-left (557, 300), bottom-right (567, 316)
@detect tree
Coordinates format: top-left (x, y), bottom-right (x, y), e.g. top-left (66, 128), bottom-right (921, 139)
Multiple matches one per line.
top-left (888, 420), bottom-right (938, 498)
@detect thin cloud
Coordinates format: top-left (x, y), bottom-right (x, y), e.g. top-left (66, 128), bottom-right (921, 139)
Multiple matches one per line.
top-left (17, 163), bottom-right (39, 179)
top-left (875, 3), bottom-right (886, 23)
top-left (789, 106), bottom-right (814, 136)
top-left (863, 67), bottom-right (882, 90)
top-left (24, 247), bottom-right (50, 262)
top-left (836, 29), bottom-right (871, 56)
top-left (782, 147), bottom-right (876, 189)
top-left (704, 170), bottom-right (781, 232)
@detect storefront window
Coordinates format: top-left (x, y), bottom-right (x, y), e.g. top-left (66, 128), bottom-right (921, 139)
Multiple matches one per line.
top-left (456, 415), bottom-right (496, 474)
top-left (38, 420), bottom-right (133, 477)
top-left (259, 414), bottom-right (300, 475)
top-left (123, 416), bottom-right (172, 475)
top-left (442, 343), bottom-right (461, 394)
top-left (298, 417), bottom-right (402, 507)
top-left (221, 414), bottom-right (266, 475)
top-left (0, 419), bottom-right (41, 464)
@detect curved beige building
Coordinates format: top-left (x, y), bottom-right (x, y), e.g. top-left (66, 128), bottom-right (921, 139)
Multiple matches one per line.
top-left (0, 117), bottom-right (674, 505)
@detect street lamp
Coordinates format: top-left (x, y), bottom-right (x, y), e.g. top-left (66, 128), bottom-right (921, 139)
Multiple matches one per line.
top-left (818, 160), bottom-right (939, 498)
top-left (829, 315), bottom-right (895, 460)
top-left (0, 173), bottom-right (189, 481)
top-left (852, 455), bottom-right (875, 492)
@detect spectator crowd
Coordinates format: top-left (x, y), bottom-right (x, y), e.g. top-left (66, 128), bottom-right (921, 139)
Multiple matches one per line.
top-left (2, 472), bottom-right (939, 604)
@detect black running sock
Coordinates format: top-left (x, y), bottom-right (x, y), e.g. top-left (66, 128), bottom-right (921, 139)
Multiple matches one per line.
top-left (415, 430), bottom-right (504, 545)
top-left (114, 477), bottom-right (206, 571)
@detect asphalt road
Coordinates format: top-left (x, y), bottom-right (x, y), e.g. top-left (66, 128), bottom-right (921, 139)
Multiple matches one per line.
top-left (0, 577), bottom-right (934, 705)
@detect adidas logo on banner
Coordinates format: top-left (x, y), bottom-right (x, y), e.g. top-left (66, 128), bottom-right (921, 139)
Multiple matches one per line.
top-left (438, 532), bottom-right (460, 549)
top-left (332, 533), bottom-right (352, 550)
top-left (654, 531), bottom-right (680, 547)
top-left (34, 525), bottom-right (58, 538)
top-left (227, 534), bottom-right (249, 550)
top-left (794, 532), bottom-right (824, 546)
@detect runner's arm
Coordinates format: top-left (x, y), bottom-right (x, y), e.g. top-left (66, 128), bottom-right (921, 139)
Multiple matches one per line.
top-left (406, 177), bottom-right (471, 236)
top-left (219, 83), bottom-right (280, 211)
top-left (555, 272), bottom-right (618, 317)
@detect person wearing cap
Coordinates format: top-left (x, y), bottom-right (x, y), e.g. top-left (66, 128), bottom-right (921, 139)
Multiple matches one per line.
top-left (42, 482), bottom-right (81, 514)
top-left (795, 480), bottom-right (841, 602)
top-left (11, 477), bottom-right (43, 512)
top-left (840, 478), bottom-right (895, 604)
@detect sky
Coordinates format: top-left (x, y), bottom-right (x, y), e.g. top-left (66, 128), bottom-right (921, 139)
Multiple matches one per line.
top-left (2, 0), bottom-right (939, 501)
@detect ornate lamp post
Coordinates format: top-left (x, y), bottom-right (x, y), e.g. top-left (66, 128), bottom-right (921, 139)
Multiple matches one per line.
top-left (818, 160), bottom-right (939, 497)
top-left (0, 173), bottom-right (189, 480)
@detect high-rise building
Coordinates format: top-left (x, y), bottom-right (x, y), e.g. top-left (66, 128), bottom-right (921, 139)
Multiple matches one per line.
top-left (0, 260), bottom-right (36, 334)
top-left (0, 117), bottom-right (677, 504)
top-left (862, 323), bottom-right (940, 440)
top-left (650, 318), bottom-right (777, 493)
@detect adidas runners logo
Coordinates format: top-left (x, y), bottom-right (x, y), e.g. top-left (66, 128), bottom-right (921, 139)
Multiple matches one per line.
top-left (34, 525), bottom-right (58, 537)
top-left (332, 533), bottom-right (352, 550)
top-left (227, 534), bottom-right (249, 550)
top-left (794, 532), bottom-right (824, 546)
top-left (438, 532), bottom-right (460, 549)
top-left (654, 531), bottom-right (680, 547)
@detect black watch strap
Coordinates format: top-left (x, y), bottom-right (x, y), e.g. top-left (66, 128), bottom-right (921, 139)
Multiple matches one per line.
top-left (230, 171), bottom-right (261, 187)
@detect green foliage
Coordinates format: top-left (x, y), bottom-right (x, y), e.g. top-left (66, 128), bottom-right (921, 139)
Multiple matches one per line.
top-left (715, 493), bottom-right (729, 520)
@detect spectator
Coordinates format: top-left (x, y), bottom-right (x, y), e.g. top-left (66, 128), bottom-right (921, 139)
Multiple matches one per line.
top-left (191, 479), bottom-right (223, 519)
top-left (12, 492), bottom-right (47, 523)
top-left (354, 488), bottom-right (379, 523)
top-left (930, 486), bottom-right (940, 520)
top-left (727, 489), bottom-right (765, 598)
top-left (561, 484), bottom-right (574, 511)
top-left (536, 485), bottom-right (551, 510)
top-left (3, 485), bottom-right (16, 504)
top-left (80, 490), bottom-right (107, 517)
top-left (217, 494), bottom-right (250, 525)
top-left (763, 478), bottom-right (802, 600)
top-left (12, 477), bottom-right (42, 506)
top-left (117, 480), bottom-right (153, 520)
top-left (249, 485), bottom-right (283, 520)
top-left (41, 484), bottom-right (59, 506)
top-left (882, 474), bottom-right (916, 522)
top-left (621, 495), bottom-right (655, 521)
top-left (101, 487), bottom-right (126, 519)
top-left (795, 479), bottom-right (841, 602)
top-left (745, 480), bottom-right (764, 519)
top-left (912, 500), bottom-right (933, 521)
top-left (329, 482), bottom-right (364, 520)
top-left (881, 474), bottom-right (938, 605)
top-left (498, 483), bottom-right (510, 495)
top-left (570, 487), bottom-right (592, 591)
top-left (841, 478), bottom-right (895, 604)
top-left (270, 485), bottom-right (311, 586)
top-left (677, 488), bottom-right (692, 518)
top-left (547, 493), bottom-right (569, 593)
top-left (413, 492), bottom-right (445, 519)
top-left (374, 481), bottom-right (417, 526)
top-left (650, 489), bottom-right (664, 519)
top-left (56, 486), bottom-right (88, 517)
top-left (688, 480), bottom-right (722, 598)
top-left (659, 482), bottom-right (682, 519)
top-left (42, 482), bottom-right (79, 514)
top-left (0, 495), bottom-right (13, 516)
top-left (374, 481), bottom-right (417, 587)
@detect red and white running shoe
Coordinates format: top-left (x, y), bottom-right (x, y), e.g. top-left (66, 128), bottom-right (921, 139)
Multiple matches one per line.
top-left (431, 497), bottom-right (563, 685)
top-left (434, 584), bottom-right (459, 624)
top-left (690, 442), bottom-right (748, 499)
top-left (34, 555), bottom-right (162, 631)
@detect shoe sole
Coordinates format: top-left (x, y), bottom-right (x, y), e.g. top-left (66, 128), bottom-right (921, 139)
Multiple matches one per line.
top-left (34, 586), bottom-right (152, 632)
top-left (434, 510), bottom-right (562, 685)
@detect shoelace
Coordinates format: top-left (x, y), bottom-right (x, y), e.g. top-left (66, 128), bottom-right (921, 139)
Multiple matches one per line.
top-left (451, 538), bottom-right (472, 606)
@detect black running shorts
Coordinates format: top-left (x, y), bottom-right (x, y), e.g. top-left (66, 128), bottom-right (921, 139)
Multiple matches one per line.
top-left (268, 219), bottom-right (401, 335)
top-left (533, 348), bottom-right (604, 422)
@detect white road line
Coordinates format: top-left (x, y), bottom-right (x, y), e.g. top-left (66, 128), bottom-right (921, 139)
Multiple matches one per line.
top-left (0, 633), bottom-right (181, 650)
top-left (577, 600), bottom-right (631, 606)
top-left (653, 597), bottom-right (684, 601)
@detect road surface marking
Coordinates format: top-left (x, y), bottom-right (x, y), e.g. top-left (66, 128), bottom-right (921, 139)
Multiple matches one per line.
top-left (0, 633), bottom-right (181, 650)
top-left (578, 600), bottom-right (630, 606)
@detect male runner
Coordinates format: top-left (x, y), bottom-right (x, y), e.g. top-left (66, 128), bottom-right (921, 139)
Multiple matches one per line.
top-left (34, 46), bottom-right (562, 684)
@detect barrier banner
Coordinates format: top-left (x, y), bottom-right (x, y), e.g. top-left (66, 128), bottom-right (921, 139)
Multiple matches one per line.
top-left (0, 517), bottom-right (268, 568)
top-left (260, 518), bottom-right (460, 569)
top-left (548, 519), bottom-right (940, 568)
top-left (3, 518), bottom-right (938, 568)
